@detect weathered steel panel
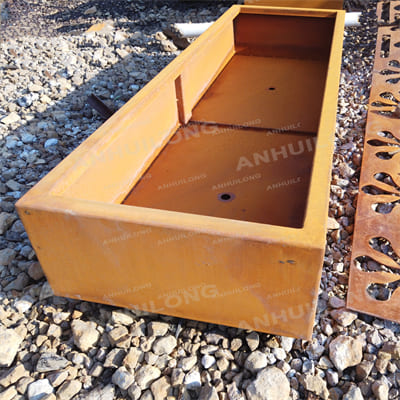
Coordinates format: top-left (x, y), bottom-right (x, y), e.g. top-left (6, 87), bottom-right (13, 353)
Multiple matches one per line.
top-left (348, 1), bottom-right (400, 322)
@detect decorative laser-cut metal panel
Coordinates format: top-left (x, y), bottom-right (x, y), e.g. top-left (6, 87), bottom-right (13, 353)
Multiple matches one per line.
top-left (377, 0), bottom-right (400, 25)
top-left (347, 1), bottom-right (400, 321)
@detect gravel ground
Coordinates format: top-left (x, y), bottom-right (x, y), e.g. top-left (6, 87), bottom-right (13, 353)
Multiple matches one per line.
top-left (1, 1), bottom-right (398, 400)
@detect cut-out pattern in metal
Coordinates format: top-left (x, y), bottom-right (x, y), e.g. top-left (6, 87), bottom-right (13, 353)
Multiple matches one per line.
top-left (377, 1), bottom-right (400, 28)
top-left (348, 1), bottom-right (400, 322)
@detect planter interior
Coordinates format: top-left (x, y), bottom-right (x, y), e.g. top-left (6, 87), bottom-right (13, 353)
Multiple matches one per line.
top-left (123, 12), bottom-right (334, 228)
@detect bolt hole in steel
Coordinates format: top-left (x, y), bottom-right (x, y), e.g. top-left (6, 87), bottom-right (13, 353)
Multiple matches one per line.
top-left (268, 87), bottom-right (276, 91)
top-left (218, 193), bottom-right (235, 202)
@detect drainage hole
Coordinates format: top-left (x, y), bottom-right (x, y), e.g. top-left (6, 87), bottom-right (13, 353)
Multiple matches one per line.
top-left (268, 87), bottom-right (276, 91)
top-left (218, 192), bottom-right (235, 202)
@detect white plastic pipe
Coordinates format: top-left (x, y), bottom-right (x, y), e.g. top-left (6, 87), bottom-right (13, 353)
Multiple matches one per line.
top-left (174, 12), bottom-right (361, 38)
top-left (345, 12), bottom-right (362, 27)
top-left (174, 22), bottom-right (213, 37)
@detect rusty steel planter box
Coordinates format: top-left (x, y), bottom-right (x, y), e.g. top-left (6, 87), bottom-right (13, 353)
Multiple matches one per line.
top-left (16, 5), bottom-right (345, 339)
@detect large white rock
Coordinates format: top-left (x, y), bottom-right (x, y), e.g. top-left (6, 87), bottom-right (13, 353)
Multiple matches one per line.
top-left (0, 329), bottom-right (23, 367)
top-left (78, 384), bottom-right (114, 400)
top-left (0, 386), bottom-right (18, 400)
top-left (343, 384), bottom-right (364, 400)
top-left (112, 367), bottom-right (135, 390)
top-left (36, 353), bottom-right (69, 372)
top-left (246, 367), bottom-right (290, 400)
top-left (372, 380), bottom-right (389, 400)
top-left (244, 351), bottom-right (268, 373)
top-left (184, 370), bottom-right (201, 390)
top-left (152, 335), bottom-right (177, 355)
top-left (0, 248), bottom-right (16, 267)
top-left (147, 321), bottom-right (169, 337)
top-left (71, 320), bottom-right (100, 352)
top-left (1, 112), bottom-right (20, 125)
top-left (150, 376), bottom-right (171, 400)
top-left (27, 379), bottom-right (54, 400)
top-left (199, 384), bottom-right (219, 400)
top-left (56, 380), bottom-right (82, 400)
top-left (329, 336), bottom-right (363, 371)
top-left (300, 374), bottom-right (329, 400)
top-left (135, 365), bottom-right (161, 390)
top-left (0, 212), bottom-right (16, 235)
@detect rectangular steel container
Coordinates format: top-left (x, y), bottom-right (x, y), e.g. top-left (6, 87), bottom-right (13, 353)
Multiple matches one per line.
top-left (16, 5), bottom-right (345, 339)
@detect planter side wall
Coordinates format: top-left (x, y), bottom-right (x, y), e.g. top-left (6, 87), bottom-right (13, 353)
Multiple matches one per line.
top-left (18, 203), bottom-right (322, 339)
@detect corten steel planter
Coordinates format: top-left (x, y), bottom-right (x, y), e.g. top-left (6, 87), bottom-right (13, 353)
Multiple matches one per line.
top-left (16, 5), bottom-right (345, 339)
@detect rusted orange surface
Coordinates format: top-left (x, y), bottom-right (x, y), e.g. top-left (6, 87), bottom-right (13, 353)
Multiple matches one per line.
top-left (191, 55), bottom-right (327, 132)
top-left (124, 125), bottom-right (315, 228)
top-left (348, 1), bottom-right (400, 322)
top-left (16, 6), bottom-right (345, 339)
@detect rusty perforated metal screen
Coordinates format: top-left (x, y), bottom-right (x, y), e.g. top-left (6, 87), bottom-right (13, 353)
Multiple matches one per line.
top-left (348, 1), bottom-right (400, 321)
